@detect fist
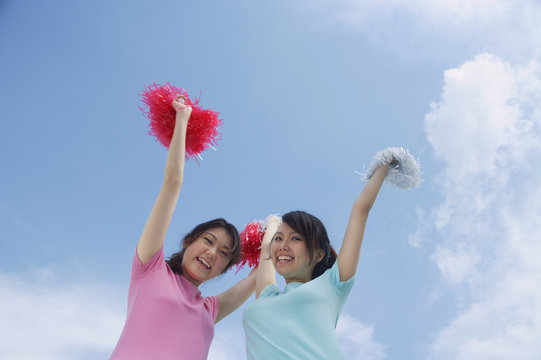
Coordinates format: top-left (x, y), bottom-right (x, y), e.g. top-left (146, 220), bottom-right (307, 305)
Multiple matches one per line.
top-left (264, 215), bottom-right (282, 232)
top-left (171, 95), bottom-right (192, 119)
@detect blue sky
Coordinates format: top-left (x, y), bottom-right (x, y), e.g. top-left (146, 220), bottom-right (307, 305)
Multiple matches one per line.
top-left (1, 1), bottom-right (541, 359)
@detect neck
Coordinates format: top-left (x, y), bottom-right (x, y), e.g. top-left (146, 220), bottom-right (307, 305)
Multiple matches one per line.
top-left (181, 272), bottom-right (201, 287)
top-left (284, 274), bottom-right (311, 284)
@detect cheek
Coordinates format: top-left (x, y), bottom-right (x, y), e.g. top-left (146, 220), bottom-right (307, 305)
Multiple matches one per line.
top-left (215, 258), bottom-right (230, 274)
top-left (217, 253), bottom-right (230, 265)
top-left (181, 248), bottom-right (191, 265)
top-left (294, 245), bottom-right (310, 264)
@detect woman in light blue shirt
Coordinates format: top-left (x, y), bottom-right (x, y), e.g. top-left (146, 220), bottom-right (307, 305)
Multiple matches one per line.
top-left (243, 162), bottom-right (391, 359)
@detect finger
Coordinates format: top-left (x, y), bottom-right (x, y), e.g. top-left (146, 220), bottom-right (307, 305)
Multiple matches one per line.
top-left (175, 94), bottom-right (187, 104)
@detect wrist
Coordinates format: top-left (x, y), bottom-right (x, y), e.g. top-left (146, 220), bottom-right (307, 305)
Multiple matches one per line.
top-left (175, 115), bottom-right (189, 127)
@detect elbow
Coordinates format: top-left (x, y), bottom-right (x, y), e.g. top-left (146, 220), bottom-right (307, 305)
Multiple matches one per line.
top-left (162, 175), bottom-right (183, 189)
top-left (354, 198), bottom-right (373, 216)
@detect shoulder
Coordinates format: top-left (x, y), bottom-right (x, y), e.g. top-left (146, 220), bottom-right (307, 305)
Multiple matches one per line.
top-left (258, 283), bottom-right (281, 299)
top-left (131, 245), bottom-right (166, 279)
top-left (204, 295), bottom-right (219, 321)
top-left (321, 261), bottom-right (355, 296)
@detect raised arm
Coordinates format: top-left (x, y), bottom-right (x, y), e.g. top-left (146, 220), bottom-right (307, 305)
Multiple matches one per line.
top-left (215, 269), bottom-right (256, 323)
top-left (337, 163), bottom-right (389, 281)
top-left (255, 215), bottom-right (281, 298)
top-left (136, 96), bottom-right (192, 263)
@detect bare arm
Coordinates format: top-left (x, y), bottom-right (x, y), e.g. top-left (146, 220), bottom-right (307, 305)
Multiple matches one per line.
top-left (215, 269), bottom-right (256, 323)
top-left (337, 164), bottom-right (389, 281)
top-left (136, 97), bottom-right (192, 263)
top-left (255, 216), bottom-right (281, 298)
top-left (215, 215), bottom-right (282, 321)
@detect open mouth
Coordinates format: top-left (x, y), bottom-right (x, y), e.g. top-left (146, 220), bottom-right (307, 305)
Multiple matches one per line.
top-left (197, 257), bottom-right (211, 270)
top-left (277, 255), bottom-right (294, 264)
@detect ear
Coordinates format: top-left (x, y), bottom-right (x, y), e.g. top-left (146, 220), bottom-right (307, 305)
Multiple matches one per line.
top-left (315, 249), bottom-right (325, 263)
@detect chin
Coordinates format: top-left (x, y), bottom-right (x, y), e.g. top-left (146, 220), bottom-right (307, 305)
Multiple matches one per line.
top-left (276, 268), bottom-right (294, 278)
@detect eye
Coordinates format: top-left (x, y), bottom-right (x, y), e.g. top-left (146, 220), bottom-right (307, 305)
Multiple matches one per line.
top-left (220, 250), bottom-right (228, 257)
top-left (292, 236), bottom-right (303, 241)
top-left (273, 235), bottom-right (282, 242)
top-left (204, 237), bottom-right (212, 244)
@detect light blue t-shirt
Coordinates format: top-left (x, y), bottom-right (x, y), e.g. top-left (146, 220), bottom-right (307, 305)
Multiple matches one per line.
top-left (242, 262), bottom-right (355, 360)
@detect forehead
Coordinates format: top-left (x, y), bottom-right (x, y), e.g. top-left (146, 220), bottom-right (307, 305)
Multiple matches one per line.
top-left (205, 227), bottom-right (232, 247)
top-left (277, 222), bottom-right (297, 234)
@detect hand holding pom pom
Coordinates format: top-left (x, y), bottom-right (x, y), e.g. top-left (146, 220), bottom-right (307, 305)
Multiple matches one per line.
top-left (362, 147), bottom-right (422, 189)
top-left (236, 221), bottom-right (264, 273)
top-left (263, 215), bottom-right (281, 239)
top-left (140, 82), bottom-right (221, 160)
top-left (171, 95), bottom-right (192, 121)
top-left (235, 215), bottom-right (281, 272)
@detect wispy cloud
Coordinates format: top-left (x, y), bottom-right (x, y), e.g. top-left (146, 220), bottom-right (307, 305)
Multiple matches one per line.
top-left (337, 315), bottom-right (387, 360)
top-left (208, 325), bottom-right (247, 360)
top-left (298, 0), bottom-right (541, 61)
top-left (422, 54), bottom-right (541, 359)
top-left (0, 269), bottom-right (124, 360)
top-left (0, 268), bottom-right (384, 359)
top-left (209, 313), bottom-right (386, 359)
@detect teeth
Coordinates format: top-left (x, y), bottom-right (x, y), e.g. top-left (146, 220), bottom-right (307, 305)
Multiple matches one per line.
top-left (198, 257), bottom-right (211, 269)
top-left (278, 256), bottom-right (293, 261)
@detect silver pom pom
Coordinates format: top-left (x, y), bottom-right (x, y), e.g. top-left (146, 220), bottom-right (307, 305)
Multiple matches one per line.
top-left (361, 147), bottom-right (422, 189)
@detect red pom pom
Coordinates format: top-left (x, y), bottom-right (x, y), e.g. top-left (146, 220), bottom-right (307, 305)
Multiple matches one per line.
top-left (236, 221), bottom-right (265, 273)
top-left (140, 82), bottom-right (222, 159)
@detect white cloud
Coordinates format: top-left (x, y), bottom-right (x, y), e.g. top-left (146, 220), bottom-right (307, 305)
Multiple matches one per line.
top-left (0, 269), bottom-right (125, 360)
top-left (424, 53), bottom-right (541, 235)
top-left (430, 244), bottom-right (480, 286)
top-left (428, 194), bottom-right (541, 360)
top-left (0, 266), bottom-right (385, 360)
top-left (426, 54), bottom-right (516, 178)
top-left (337, 315), bottom-right (387, 360)
top-left (422, 54), bottom-right (541, 359)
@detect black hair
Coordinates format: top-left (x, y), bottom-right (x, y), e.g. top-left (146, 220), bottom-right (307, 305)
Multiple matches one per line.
top-left (280, 210), bottom-right (337, 280)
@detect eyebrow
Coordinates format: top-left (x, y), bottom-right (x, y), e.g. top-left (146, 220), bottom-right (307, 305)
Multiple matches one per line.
top-left (274, 231), bottom-right (300, 236)
top-left (205, 232), bottom-right (231, 250)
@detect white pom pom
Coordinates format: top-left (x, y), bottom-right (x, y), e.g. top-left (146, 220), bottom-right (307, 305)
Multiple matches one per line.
top-left (263, 214), bottom-right (282, 230)
top-left (361, 147), bottom-right (422, 189)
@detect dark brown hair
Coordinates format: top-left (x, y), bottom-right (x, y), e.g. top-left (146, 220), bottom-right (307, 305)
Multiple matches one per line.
top-left (166, 218), bottom-right (241, 275)
top-left (280, 210), bottom-right (337, 280)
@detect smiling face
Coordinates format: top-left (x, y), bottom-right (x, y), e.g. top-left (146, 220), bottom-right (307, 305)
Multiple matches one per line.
top-left (271, 222), bottom-right (324, 283)
top-left (181, 227), bottom-right (233, 286)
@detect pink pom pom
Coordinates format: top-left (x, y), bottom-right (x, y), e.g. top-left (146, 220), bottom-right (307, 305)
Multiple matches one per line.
top-left (140, 82), bottom-right (222, 159)
top-left (235, 221), bottom-right (265, 273)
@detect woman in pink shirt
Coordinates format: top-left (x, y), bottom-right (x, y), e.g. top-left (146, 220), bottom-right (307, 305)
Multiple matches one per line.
top-left (110, 96), bottom-right (255, 360)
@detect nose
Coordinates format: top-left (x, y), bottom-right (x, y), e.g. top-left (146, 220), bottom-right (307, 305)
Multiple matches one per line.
top-left (207, 246), bottom-right (217, 259)
top-left (279, 239), bottom-right (290, 251)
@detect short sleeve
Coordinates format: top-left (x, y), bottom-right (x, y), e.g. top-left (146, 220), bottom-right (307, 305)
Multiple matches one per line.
top-left (259, 283), bottom-right (281, 299)
top-left (131, 245), bottom-right (165, 279)
top-left (326, 261), bottom-right (355, 301)
top-left (205, 296), bottom-right (219, 322)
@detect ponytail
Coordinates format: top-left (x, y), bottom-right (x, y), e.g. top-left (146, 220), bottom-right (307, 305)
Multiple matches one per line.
top-left (311, 243), bottom-right (337, 279)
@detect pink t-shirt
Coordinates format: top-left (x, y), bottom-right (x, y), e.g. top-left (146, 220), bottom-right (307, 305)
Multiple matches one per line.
top-left (110, 247), bottom-right (218, 360)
